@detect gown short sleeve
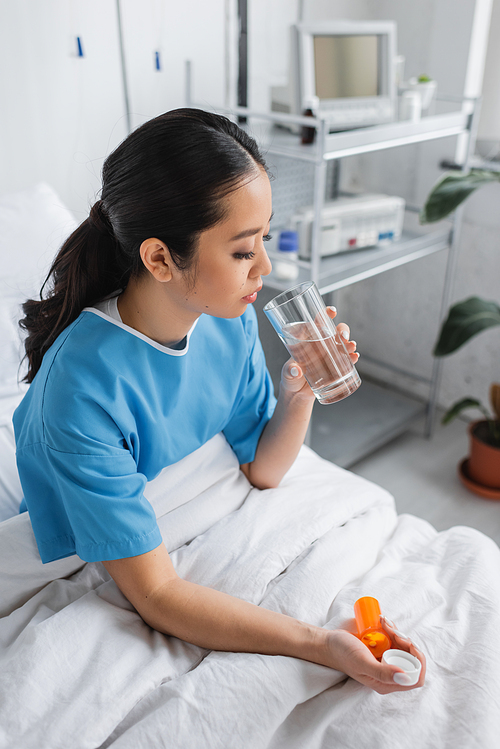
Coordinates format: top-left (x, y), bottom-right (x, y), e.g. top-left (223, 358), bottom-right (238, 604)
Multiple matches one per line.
top-left (15, 386), bottom-right (163, 564)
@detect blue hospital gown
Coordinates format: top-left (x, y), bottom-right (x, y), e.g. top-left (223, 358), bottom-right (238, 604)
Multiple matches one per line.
top-left (13, 304), bottom-right (276, 563)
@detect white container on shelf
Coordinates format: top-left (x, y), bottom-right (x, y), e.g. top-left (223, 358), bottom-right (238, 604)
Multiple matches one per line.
top-left (399, 90), bottom-right (422, 122)
top-left (291, 194), bottom-right (405, 259)
top-left (274, 230), bottom-right (299, 280)
top-left (407, 77), bottom-right (437, 110)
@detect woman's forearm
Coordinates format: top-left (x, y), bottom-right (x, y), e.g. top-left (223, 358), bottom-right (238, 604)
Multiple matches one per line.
top-left (244, 310), bottom-right (359, 491)
top-left (105, 545), bottom-right (326, 663)
top-left (104, 544), bottom-right (426, 693)
top-left (244, 386), bottom-right (314, 490)
top-left (125, 573), bottom-right (426, 693)
top-left (140, 574), bottom-right (326, 662)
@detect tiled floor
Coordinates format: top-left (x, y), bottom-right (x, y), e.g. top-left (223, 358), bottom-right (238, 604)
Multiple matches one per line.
top-left (349, 415), bottom-right (500, 547)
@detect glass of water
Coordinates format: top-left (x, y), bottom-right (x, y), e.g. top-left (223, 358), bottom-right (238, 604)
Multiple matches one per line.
top-left (263, 281), bottom-right (361, 405)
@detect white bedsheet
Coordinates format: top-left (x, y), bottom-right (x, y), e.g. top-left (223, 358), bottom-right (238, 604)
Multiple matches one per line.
top-left (1, 434), bottom-right (499, 749)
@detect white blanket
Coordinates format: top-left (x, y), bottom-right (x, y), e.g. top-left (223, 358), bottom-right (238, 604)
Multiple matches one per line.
top-left (1, 434), bottom-right (499, 749)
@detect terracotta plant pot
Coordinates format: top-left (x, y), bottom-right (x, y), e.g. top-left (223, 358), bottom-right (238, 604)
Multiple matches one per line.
top-left (467, 420), bottom-right (500, 489)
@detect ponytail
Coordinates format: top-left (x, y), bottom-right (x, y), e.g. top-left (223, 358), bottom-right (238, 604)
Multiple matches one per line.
top-left (21, 202), bottom-right (133, 383)
top-left (20, 108), bottom-right (268, 383)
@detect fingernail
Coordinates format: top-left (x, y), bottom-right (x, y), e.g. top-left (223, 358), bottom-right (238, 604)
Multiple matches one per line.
top-left (351, 341), bottom-right (357, 347)
top-left (393, 672), bottom-right (413, 686)
top-left (394, 629), bottom-right (411, 641)
top-left (328, 306), bottom-right (337, 313)
top-left (290, 366), bottom-right (299, 377)
top-left (411, 641), bottom-right (423, 652)
top-left (341, 330), bottom-right (349, 340)
top-left (381, 615), bottom-right (395, 628)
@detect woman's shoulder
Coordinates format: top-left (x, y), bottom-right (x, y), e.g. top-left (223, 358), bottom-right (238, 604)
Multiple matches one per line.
top-left (32, 312), bottom-right (123, 390)
top-left (14, 312), bottom-right (136, 452)
top-left (17, 312), bottom-right (127, 406)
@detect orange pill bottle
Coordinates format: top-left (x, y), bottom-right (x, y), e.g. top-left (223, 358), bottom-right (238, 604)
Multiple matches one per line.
top-left (354, 596), bottom-right (392, 659)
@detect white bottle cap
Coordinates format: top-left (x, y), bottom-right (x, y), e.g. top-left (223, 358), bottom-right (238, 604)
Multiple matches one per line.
top-left (382, 649), bottom-right (422, 686)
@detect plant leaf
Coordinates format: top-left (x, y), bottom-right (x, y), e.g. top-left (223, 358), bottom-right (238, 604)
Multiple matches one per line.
top-left (433, 297), bottom-right (500, 356)
top-left (441, 397), bottom-right (484, 425)
top-left (420, 169), bottom-right (500, 224)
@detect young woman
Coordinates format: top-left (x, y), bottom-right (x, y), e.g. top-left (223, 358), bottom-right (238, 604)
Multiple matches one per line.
top-left (14, 108), bottom-right (424, 693)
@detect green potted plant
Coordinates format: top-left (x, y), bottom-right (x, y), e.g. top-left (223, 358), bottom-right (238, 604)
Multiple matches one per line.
top-left (421, 170), bottom-right (500, 496)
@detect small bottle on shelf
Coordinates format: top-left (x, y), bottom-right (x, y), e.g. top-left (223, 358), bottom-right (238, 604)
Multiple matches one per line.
top-left (301, 96), bottom-right (319, 145)
top-left (274, 230), bottom-right (299, 281)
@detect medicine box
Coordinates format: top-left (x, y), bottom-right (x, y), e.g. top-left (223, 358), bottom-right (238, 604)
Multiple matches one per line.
top-left (291, 194), bottom-right (405, 258)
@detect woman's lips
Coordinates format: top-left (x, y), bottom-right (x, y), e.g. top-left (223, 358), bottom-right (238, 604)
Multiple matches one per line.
top-left (242, 286), bottom-right (262, 304)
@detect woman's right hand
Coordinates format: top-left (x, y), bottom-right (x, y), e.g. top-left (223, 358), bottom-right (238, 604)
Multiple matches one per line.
top-left (322, 623), bottom-right (426, 694)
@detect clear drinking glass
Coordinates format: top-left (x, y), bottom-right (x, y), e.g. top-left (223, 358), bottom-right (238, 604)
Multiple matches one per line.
top-left (263, 281), bottom-right (361, 405)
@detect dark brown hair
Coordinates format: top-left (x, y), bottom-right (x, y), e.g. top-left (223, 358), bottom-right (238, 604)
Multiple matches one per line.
top-left (20, 108), bottom-right (267, 383)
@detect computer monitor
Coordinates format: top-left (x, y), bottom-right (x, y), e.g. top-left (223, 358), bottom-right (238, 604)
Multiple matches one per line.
top-left (272, 21), bottom-right (397, 131)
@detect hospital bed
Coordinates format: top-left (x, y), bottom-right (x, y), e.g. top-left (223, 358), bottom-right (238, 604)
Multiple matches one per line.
top-left (1, 184), bottom-right (499, 749)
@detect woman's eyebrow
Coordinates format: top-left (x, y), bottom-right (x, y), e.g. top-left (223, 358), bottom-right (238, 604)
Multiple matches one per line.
top-left (230, 213), bottom-right (274, 241)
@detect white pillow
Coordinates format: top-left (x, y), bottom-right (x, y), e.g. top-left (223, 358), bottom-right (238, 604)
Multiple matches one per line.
top-left (0, 184), bottom-right (77, 520)
top-left (0, 183), bottom-right (77, 412)
top-left (0, 182), bottom-right (77, 293)
top-left (0, 424), bottom-right (24, 522)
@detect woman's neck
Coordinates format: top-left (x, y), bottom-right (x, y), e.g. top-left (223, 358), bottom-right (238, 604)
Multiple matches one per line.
top-left (117, 277), bottom-right (198, 348)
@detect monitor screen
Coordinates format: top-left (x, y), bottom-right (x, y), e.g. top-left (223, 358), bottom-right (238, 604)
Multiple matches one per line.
top-left (313, 35), bottom-right (379, 99)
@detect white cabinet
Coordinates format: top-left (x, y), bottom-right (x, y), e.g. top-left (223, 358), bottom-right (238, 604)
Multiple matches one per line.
top-left (0, 0), bottom-right (229, 218)
top-left (119, 0), bottom-right (228, 131)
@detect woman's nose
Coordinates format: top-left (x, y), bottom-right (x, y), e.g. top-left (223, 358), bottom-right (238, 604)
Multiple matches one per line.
top-left (253, 245), bottom-right (272, 277)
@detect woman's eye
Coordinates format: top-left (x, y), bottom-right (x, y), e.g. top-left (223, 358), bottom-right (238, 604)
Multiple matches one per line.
top-left (233, 251), bottom-right (256, 260)
top-left (263, 233), bottom-right (272, 242)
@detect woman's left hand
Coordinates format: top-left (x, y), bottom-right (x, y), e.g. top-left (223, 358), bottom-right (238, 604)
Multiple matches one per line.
top-left (280, 306), bottom-right (359, 397)
top-left (328, 306), bottom-right (359, 365)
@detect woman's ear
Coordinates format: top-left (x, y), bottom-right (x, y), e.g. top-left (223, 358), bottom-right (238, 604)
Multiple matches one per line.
top-left (139, 238), bottom-right (174, 282)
